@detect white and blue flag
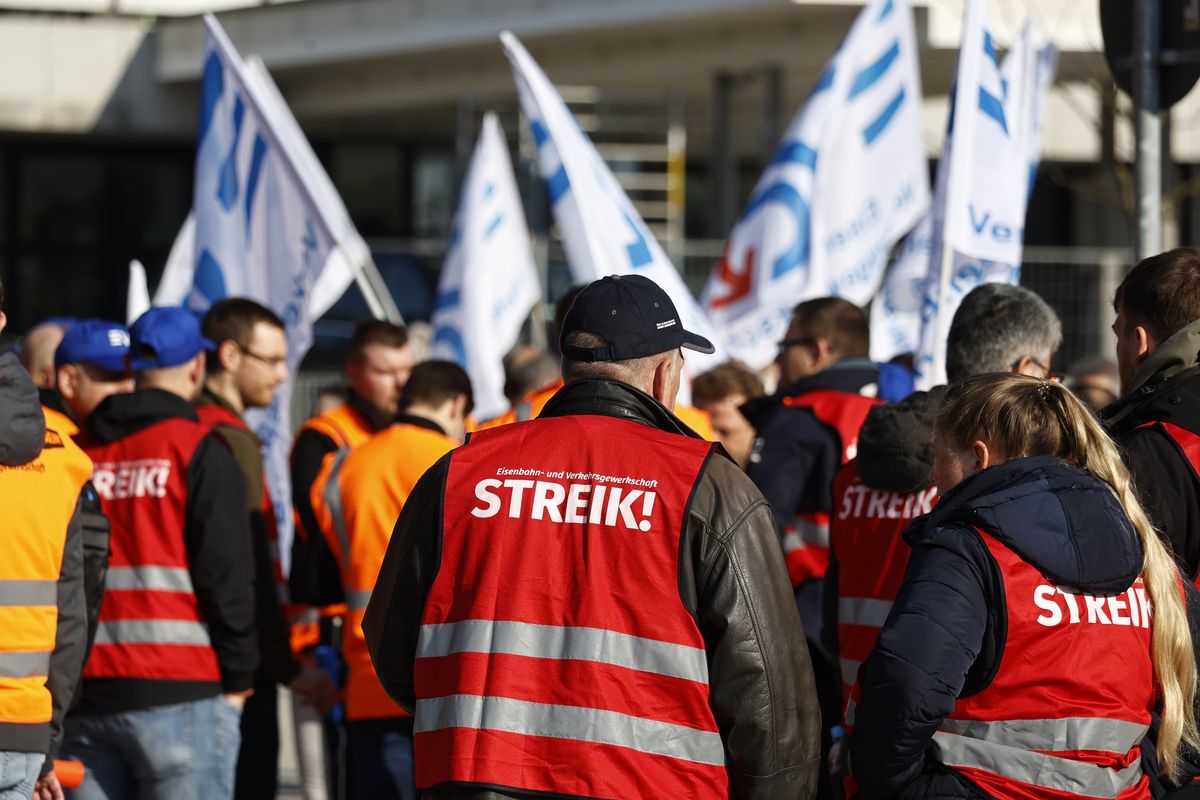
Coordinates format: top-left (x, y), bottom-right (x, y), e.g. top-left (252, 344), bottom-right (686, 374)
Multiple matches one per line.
top-left (910, 6), bottom-right (1057, 388)
top-left (188, 14), bottom-right (359, 565)
top-left (703, 0), bottom-right (928, 370)
top-left (431, 113), bottom-right (541, 421)
top-left (501, 31), bottom-right (722, 375)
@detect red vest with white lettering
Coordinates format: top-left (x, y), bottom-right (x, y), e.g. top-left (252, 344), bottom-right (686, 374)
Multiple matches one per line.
top-left (415, 415), bottom-right (728, 798)
top-left (195, 403), bottom-right (290, 609)
top-left (831, 462), bottom-right (936, 704)
top-left (931, 527), bottom-right (1153, 800)
top-left (80, 418), bottom-right (221, 683)
top-left (780, 389), bottom-right (882, 588)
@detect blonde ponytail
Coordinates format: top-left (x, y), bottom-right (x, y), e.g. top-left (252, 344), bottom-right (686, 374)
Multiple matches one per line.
top-left (937, 373), bottom-right (1199, 777)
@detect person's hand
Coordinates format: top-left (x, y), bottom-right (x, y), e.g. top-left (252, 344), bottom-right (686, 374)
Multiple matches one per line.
top-left (222, 688), bottom-right (254, 711)
top-left (33, 771), bottom-right (63, 800)
top-left (291, 664), bottom-right (337, 716)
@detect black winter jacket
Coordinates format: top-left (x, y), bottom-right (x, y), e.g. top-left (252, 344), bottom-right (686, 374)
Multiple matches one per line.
top-left (850, 457), bottom-right (1200, 799)
top-left (741, 358), bottom-right (880, 539)
top-left (364, 379), bottom-right (823, 800)
top-left (1105, 318), bottom-right (1200, 579)
top-left (79, 388), bottom-right (258, 713)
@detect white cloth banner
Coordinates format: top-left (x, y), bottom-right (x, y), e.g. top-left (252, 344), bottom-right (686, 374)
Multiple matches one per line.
top-left (912, 5), bottom-right (1056, 388)
top-left (126, 260), bottom-right (151, 325)
top-left (501, 31), bottom-right (722, 375)
top-left (703, 0), bottom-right (928, 369)
top-left (431, 113), bottom-right (541, 421)
top-left (190, 14), bottom-right (358, 570)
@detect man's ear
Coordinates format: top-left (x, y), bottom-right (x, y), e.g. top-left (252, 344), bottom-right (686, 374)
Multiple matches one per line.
top-left (217, 339), bottom-right (240, 372)
top-left (0, 310), bottom-right (7, 334)
top-left (1133, 324), bottom-right (1154, 366)
top-left (57, 365), bottom-right (76, 400)
top-left (452, 393), bottom-right (469, 422)
top-left (811, 337), bottom-right (835, 369)
top-left (190, 352), bottom-right (206, 385)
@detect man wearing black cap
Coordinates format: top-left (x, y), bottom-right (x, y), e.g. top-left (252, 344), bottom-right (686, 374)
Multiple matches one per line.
top-left (365, 274), bottom-right (821, 800)
top-left (64, 307), bottom-right (258, 800)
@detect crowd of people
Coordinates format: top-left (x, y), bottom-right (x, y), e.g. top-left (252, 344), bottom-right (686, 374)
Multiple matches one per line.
top-left (0, 247), bottom-right (1199, 800)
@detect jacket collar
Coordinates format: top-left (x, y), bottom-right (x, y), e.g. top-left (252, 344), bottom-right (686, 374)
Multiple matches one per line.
top-left (1104, 317), bottom-right (1200, 431)
top-left (741, 357), bottom-right (879, 428)
top-left (539, 379), bottom-right (703, 439)
top-left (87, 387), bottom-right (199, 444)
top-left (395, 413), bottom-right (446, 436)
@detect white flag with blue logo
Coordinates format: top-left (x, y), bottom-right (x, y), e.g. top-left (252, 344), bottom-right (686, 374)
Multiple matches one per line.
top-left (501, 32), bottom-right (722, 374)
top-left (190, 14), bottom-right (357, 567)
top-left (702, 0), bottom-right (928, 370)
top-left (911, 5), bottom-right (1056, 388)
top-left (431, 113), bottom-right (541, 421)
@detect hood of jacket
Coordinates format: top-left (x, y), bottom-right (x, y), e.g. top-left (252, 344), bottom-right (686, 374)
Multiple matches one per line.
top-left (539, 378), bottom-right (705, 439)
top-left (0, 352), bottom-right (45, 466)
top-left (857, 388), bottom-right (943, 493)
top-left (907, 456), bottom-right (1143, 594)
top-left (1104, 317), bottom-right (1200, 433)
top-left (86, 387), bottom-right (199, 444)
top-left (740, 356), bottom-right (879, 429)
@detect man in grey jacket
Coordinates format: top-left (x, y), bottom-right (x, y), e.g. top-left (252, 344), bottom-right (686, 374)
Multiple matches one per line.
top-left (365, 274), bottom-right (820, 800)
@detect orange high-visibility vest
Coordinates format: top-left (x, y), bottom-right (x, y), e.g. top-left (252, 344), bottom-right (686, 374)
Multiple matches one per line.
top-left (290, 403), bottom-right (377, 651)
top-left (311, 422), bottom-right (455, 721)
top-left (0, 408), bottom-right (91, 726)
top-left (476, 381), bottom-right (563, 430)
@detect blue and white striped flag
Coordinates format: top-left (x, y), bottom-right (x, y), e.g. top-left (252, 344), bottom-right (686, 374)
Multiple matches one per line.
top-left (501, 31), bottom-right (722, 376)
top-left (189, 14), bottom-right (357, 565)
top-left (703, 0), bottom-right (928, 370)
top-left (911, 7), bottom-right (1057, 387)
top-left (431, 113), bottom-right (541, 421)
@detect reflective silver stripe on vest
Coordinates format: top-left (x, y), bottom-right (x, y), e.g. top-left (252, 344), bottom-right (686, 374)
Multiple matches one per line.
top-left (292, 608), bottom-right (320, 624)
top-left (0, 650), bottom-right (52, 678)
top-left (514, 401), bottom-right (533, 422)
top-left (104, 566), bottom-right (194, 594)
top-left (937, 717), bottom-right (1149, 758)
top-left (324, 449), bottom-right (353, 564)
top-left (346, 590), bottom-right (372, 611)
top-left (932, 728), bottom-right (1144, 798)
top-left (0, 579), bottom-right (56, 607)
top-left (844, 697), bottom-right (857, 726)
top-left (839, 658), bottom-right (861, 687)
top-left (416, 694), bottom-right (725, 767)
top-left (839, 597), bottom-right (892, 628)
top-left (418, 619), bottom-right (709, 684)
top-left (95, 620), bottom-right (211, 647)
top-left (782, 518), bottom-right (830, 553)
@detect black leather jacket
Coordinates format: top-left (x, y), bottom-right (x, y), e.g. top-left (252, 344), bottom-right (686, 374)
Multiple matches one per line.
top-left (364, 378), bottom-right (822, 799)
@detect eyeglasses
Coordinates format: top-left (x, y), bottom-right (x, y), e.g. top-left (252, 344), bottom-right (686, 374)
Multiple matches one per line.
top-left (1015, 355), bottom-right (1059, 382)
top-left (237, 345), bottom-right (287, 369)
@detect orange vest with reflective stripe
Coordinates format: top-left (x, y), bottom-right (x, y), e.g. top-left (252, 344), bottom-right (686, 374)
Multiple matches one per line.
top-left (779, 389), bottom-right (881, 588)
top-left (831, 462), bottom-right (936, 703)
top-left (416, 416), bottom-right (727, 798)
top-left (932, 528), bottom-right (1154, 800)
top-left (81, 418), bottom-right (221, 683)
top-left (290, 403), bottom-right (376, 650)
top-left (312, 422), bottom-right (455, 721)
top-left (0, 408), bottom-right (91, 725)
top-left (673, 404), bottom-right (716, 441)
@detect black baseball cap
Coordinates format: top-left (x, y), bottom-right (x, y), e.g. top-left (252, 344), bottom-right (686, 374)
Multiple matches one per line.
top-left (559, 274), bottom-right (715, 362)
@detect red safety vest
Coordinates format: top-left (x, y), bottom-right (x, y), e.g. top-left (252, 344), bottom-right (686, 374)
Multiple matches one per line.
top-left (779, 389), bottom-right (881, 588)
top-left (414, 415), bottom-right (728, 798)
top-left (831, 462), bottom-right (936, 703)
top-left (80, 418), bottom-right (221, 683)
top-left (194, 403), bottom-right (290, 609)
top-left (931, 527), bottom-right (1153, 800)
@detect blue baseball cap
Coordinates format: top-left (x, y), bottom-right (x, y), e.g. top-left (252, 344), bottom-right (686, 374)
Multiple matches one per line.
top-left (128, 307), bottom-right (216, 371)
top-left (54, 319), bottom-right (130, 373)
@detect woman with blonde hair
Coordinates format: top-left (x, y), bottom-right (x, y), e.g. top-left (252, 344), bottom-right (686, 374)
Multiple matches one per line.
top-left (850, 373), bottom-right (1200, 799)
